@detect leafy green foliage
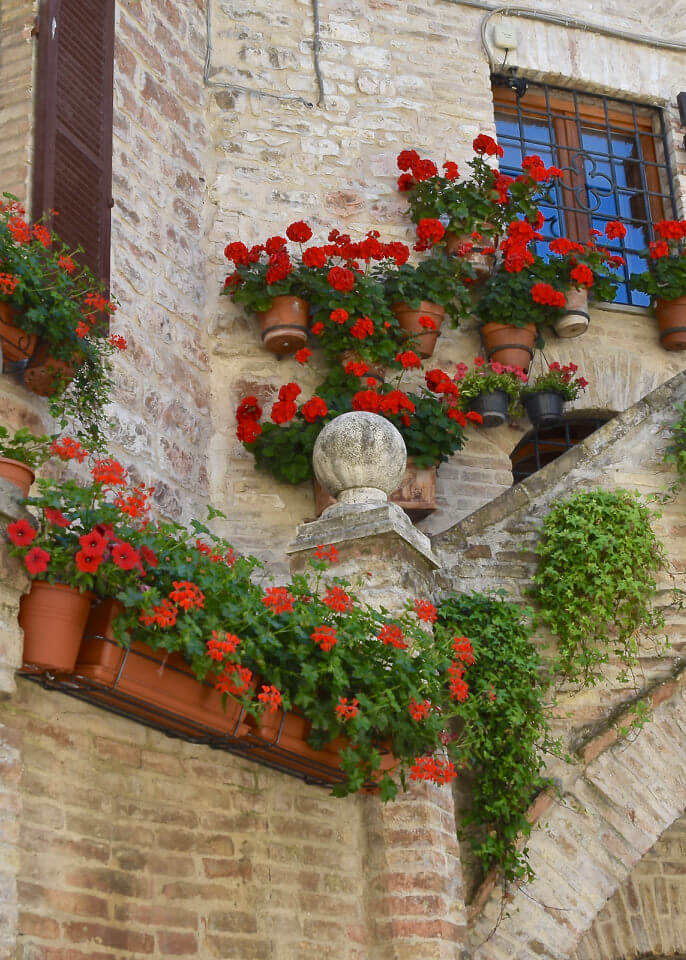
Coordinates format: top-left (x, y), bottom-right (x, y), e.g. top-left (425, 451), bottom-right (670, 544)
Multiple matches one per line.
top-left (436, 592), bottom-right (557, 883)
top-left (664, 401), bottom-right (686, 484)
top-left (475, 261), bottom-right (564, 336)
top-left (631, 234), bottom-right (686, 302)
top-left (0, 427), bottom-right (51, 469)
top-left (455, 361), bottom-right (525, 418)
top-left (379, 254), bottom-right (475, 326)
top-left (531, 490), bottom-right (665, 685)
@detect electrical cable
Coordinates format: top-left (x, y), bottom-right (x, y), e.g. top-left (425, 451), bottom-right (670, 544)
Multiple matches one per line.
top-left (443, 0), bottom-right (686, 71)
top-left (203, 0), bottom-right (315, 108)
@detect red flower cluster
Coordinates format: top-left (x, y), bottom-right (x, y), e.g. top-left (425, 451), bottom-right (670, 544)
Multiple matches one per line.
top-left (236, 394), bottom-right (263, 444)
top-left (58, 255), bottom-right (76, 273)
top-left (262, 586), bottom-right (296, 615)
top-left (323, 586), bottom-right (353, 613)
top-left (327, 266), bottom-right (356, 292)
top-left (7, 217), bottom-right (31, 245)
top-left (548, 361), bottom-right (588, 389)
top-left (335, 697), bottom-right (359, 720)
top-left (44, 507), bottom-right (70, 528)
top-left (452, 636), bottom-right (475, 665)
top-left (472, 134), bottom-right (504, 158)
top-left (448, 662), bottom-right (469, 702)
top-left (295, 347), bottom-right (311, 364)
top-left (654, 220), bottom-right (686, 241)
top-left (108, 334), bottom-right (127, 351)
top-left (415, 217), bottom-right (445, 251)
top-left (425, 368), bottom-right (459, 398)
top-left (381, 390), bottom-right (415, 416)
top-left (0, 273), bottom-right (18, 295)
top-left (50, 436), bottom-right (88, 463)
top-left (378, 623), bottom-right (407, 648)
top-left (311, 625), bottom-right (338, 652)
top-left (531, 282), bottom-right (566, 308)
top-left (408, 699), bottom-right (432, 721)
top-left (521, 154), bottom-right (563, 182)
top-left (140, 598), bottom-right (178, 628)
top-left (350, 316), bottom-right (374, 340)
top-left (258, 684), bottom-right (282, 713)
top-left (286, 221), bottom-right (313, 243)
top-left (169, 580), bottom-right (205, 610)
top-left (345, 359), bottom-right (369, 377)
top-left (570, 263), bottom-right (594, 288)
top-left (314, 543), bottom-right (339, 563)
top-left (216, 662), bottom-right (253, 696)
top-left (112, 542), bottom-right (141, 571)
top-left (410, 755), bottom-right (457, 785)
top-left (605, 220), bottom-right (627, 240)
top-left (395, 350), bottom-right (421, 369)
top-left (413, 598), bottom-right (437, 623)
top-left (301, 396), bottom-right (328, 423)
top-left (92, 458), bottom-right (128, 488)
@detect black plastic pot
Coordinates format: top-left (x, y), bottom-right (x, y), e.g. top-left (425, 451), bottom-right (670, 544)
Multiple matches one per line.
top-left (467, 389), bottom-right (509, 428)
top-left (523, 390), bottom-right (565, 428)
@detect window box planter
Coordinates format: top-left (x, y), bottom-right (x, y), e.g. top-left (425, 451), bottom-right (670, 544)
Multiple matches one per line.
top-left (480, 321), bottom-right (536, 370)
top-left (256, 295), bottom-right (309, 355)
top-left (391, 300), bottom-right (445, 358)
top-left (655, 297), bottom-right (686, 351)
top-left (467, 389), bottom-right (509, 428)
top-left (313, 457), bottom-right (437, 518)
top-left (20, 581), bottom-right (93, 673)
top-left (74, 599), bottom-right (253, 738)
top-left (522, 390), bottom-right (565, 429)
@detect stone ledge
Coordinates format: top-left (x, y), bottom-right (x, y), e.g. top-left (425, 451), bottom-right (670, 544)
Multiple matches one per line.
top-left (434, 368), bottom-right (686, 549)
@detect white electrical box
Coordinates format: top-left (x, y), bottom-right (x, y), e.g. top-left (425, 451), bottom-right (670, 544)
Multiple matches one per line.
top-left (493, 23), bottom-right (518, 50)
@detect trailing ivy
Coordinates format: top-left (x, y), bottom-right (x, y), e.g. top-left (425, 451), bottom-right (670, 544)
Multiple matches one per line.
top-left (436, 592), bottom-right (557, 884)
top-left (664, 401), bottom-right (686, 486)
top-left (531, 489), bottom-right (665, 686)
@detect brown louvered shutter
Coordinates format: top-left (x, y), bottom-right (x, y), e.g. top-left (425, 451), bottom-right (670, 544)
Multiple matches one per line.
top-left (33, 0), bottom-right (115, 283)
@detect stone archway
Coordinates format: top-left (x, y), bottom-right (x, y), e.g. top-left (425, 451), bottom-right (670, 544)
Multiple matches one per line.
top-left (572, 811), bottom-right (686, 960)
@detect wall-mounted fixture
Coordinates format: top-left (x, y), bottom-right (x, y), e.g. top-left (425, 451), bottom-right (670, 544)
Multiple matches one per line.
top-left (678, 92), bottom-right (686, 150)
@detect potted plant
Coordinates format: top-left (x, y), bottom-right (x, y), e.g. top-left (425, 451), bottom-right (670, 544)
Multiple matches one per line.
top-left (0, 427), bottom-right (51, 496)
top-left (380, 244), bottom-right (475, 357)
top-left (475, 222), bottom-right (566, 369)
top-left (547, 223), bottom-right (624, 338)
top-left (6, 446), bottom-right (152, 672)
top-left (397, 141), bottom-right (562, 276)
top-left (520, 362), bottom-right (588, 428)
top-left (454, 357), bottom-right (527, 427)
top-left (236, 368), bottom-right (482, 513)
top-left (631, 220), bottom-right (686, 351)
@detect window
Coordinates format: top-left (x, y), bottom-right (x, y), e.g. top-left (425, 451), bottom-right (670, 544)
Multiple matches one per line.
top-left (493, 77), bottom-right (678, 307)
top-left (33, 0), bottom-right (115, 283)
top-left (510, 416), bottom-right (612, 484)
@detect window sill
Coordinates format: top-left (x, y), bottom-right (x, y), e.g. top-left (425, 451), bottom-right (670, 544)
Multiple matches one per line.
top-left (592, 301), bottom-right (652, 317)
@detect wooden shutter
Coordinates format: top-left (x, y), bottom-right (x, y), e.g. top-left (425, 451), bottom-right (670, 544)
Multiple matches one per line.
top-left (33, 0), bottom-right (115, 283)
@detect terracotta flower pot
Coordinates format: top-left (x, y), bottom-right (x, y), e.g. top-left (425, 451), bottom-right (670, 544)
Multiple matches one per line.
top-left (523, 390), bottom-right (565, 428)
top-left (445, 229), bottom-right (496, 282)
top-left (23, 339), bottom-right (77, 397)
top-left (256, 295), bottom-right (309, 355)
top-left (656, 296), bottom-right (686, 351)
top-left (0, 302), bottom-right (38, 367)
top-left (555, 287), bottom-right (589, 339)
top-left (19, 581), bottom-right (93, 673)
top-left (391, 301), bottom-right (445, 358)
top-left (0, 457), bottom-right (35, 497)
top-left (480, 322), bottom-right (536, 371)
top-left (75, 598), bottom-right (252, 737)
top-left (314, 458), bottom-right (436, 519)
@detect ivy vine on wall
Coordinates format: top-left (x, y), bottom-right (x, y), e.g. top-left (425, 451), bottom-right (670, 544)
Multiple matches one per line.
top-left (531, 489), bottom-right (666, 686)
top-left (436, 592), bottom-right (558, 884)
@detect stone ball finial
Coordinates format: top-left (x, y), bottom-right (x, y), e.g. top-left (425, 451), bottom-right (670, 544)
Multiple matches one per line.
top-left (313, 411), bottom-right (407, 505)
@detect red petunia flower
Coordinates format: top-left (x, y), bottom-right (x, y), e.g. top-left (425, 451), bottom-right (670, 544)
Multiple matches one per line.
top-left (75, 549), bottom-right (102, 574)
top-left (44, 508), bottom-right (70, 528)
top-left (7, 519), bottom-right (37, 546)
top-left (111, 542), bottom-right (141, 571)
top-left (24, 546), bottom-right (50, 575)
top-left (79, 529), bottom-right (107, 555)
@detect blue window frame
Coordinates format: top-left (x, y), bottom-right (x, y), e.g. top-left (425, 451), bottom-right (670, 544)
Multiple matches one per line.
top-left (493, 77), bottom-right (678, 307)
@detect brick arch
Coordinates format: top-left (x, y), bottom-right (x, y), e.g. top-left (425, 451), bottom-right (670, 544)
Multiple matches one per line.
top-left (572, 811), bottom-right (686, 960)
top-left (468, 674), bottom-right (686, 960)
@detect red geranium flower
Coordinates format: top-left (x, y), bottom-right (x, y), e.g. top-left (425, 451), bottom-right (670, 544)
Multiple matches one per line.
top-left (452, 636), bottom-right (475, 665)
top-left (408, 699), bottom-right (432, 721)
top-left (265, 236), bottom-right (287, 255)
top-left (92, 458), bottom-right (128, 487)
top-left (395, 350), bottom-right (421, 369)
top-left (415, 218), bottom-right (445, 249)
top-left (397, 173), bottom-right (415, 192)
top-left (224, 241), bottom-right (250, 264)
top-left (139, 599), bottom-right (178, 628)
top-left (311, 625), bottom-right (338, 652)
top-left (442, 161), bottom-right (459, 180)
top-left (311, 321), bottom-right (324, 335)
top-left (570, 264), bottom-right (594, 288)
top-left (323, 586), bottom-right (353, 613)
top-left (270, 400), bottom-right (297, 425)
top-left (24, 547), bottom-right (50, 575)
top-left (215, 663), bottom-right (252, 696)
top-left (327, 267), bottom-right (356, 292)
top-left (237, 420), bottom-right (262, 443)
top-left (350, 316), bottom-right (374, 340)
top-left (50, 436), bottom-right (87, 463)
top-left (377, 623), bottom-right (407, 648)
top-left (352, 390), bottom-right (382, 413)
top-left (303, 246), bottom-right (327, 268)
top-left (413, 599), bottom-right (437, 623)
top-left (286, 221), bottom-right (312, 243)
top-left (279, 383), bottom-right (301, 402)
top-left (262, 586), bottom-right (295, 614)
top-left (169, 581), bottom-right (205, 610)
top-left (605, 221), bottom-right (627, 240)
top-left (397, 149), bottom-right (420, 171)
top-left (314, 543), bottom-right (338, 563)
top-left (7, 518), bottom-right (37, 546)
top-left (345, 360), bottom-right (370, 377)
top-left (335, 697), bottom-right (359, 720)
top-left (472, 134), bottom-right (503, 157)
top-left (531, 282), bottom-right (566, 307)
top-left (258, 684), bottom-right (282, 713)
top-left (330, 308), bottom-right (349, 324)
top-left (295, 348), bottom-right (311, 365)
top-left (301, 397), bottom-right (328, 423)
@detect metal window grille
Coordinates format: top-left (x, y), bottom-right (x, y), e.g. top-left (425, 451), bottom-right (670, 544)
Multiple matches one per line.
top-left (511, 416), bottom-right (612, 484)
top-left (492, 77), bottom-right (678, 307)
